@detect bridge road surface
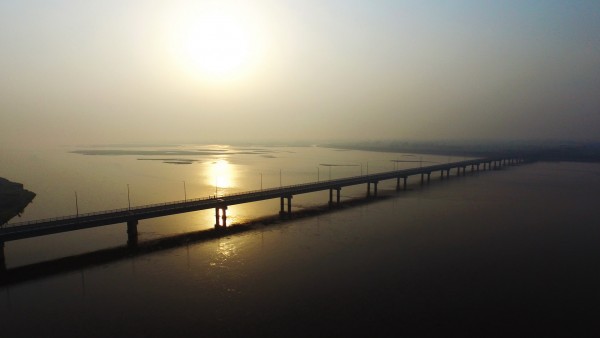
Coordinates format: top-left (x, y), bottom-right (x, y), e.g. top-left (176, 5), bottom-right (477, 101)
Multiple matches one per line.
top-left (0, 157), bottom-right (520, 246)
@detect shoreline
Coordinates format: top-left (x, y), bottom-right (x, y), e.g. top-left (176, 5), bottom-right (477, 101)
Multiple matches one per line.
top-left (0, 178), bottom-right (36, 225)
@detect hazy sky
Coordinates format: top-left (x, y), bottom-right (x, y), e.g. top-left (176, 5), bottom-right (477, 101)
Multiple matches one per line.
top-left (1, 0), bottom-right (599, 147)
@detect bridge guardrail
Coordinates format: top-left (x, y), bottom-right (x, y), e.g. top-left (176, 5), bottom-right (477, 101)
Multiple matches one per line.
top-left (2, 157), bottom-right (510, 229)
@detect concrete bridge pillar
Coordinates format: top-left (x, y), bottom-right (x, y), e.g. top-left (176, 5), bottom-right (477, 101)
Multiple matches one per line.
top-left (336, 188), bottom-right (341, 204)
top-left (440, 170), bottom-right (444, 180)
top-left (427, 172), bottom-right (431, 183)
top-left (127, 219), bottom-right (138, 245)
top-left (280, 196), bottom-right (292, 216)
top-left (420, 173), bottom-right (424, 185)
top-left (395, 177), bottom-right (406, 191)
top-left (329, 189), bottom-right (333, 206)
top-left (215, 206), bottom-right (228, 228)
top-left (367, 182), bottom-right (378, 197)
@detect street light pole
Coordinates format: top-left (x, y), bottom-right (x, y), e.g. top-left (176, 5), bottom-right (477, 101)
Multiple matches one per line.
top-left (260, 173), bottom-right (263, 190)
top-left (127, 184), bottom-right (131, 211)
top-left (183, 181), bottom-right (187, 201)
top-left (279, 169), bottom-right (282, 187)
top-left (317, 167), bottom-right (320, 182)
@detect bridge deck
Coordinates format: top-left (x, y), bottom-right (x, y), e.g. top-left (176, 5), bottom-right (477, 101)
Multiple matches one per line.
top-left (0, 157), bottom-right (515, 242)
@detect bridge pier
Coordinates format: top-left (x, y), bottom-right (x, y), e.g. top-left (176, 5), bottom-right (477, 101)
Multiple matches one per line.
top-left (420, 173), bottom-right (424, 185)
top-left (329, 189), bottom-right (333, 206)
top-left (427, 172), bottom-right (431, 183)
top-left (280, 196), bottom-right (292, 216)
top-left (396, 176), bottom-right (407, 191)
top-left (328, 188), bottom-right (341, 207)
top-left (127, 220), bottom-right (138, 246)
top-left (215, 206), bottom-right (228, 228)
top-left (367, 182), bottom-right (378, 197)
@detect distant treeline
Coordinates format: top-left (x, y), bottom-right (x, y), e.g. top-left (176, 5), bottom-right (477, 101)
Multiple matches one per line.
top-left (322, 140), bottom-right (600, 162)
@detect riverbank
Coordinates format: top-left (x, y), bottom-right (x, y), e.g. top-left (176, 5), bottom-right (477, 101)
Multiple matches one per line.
top-left (322, 140), bottom-right (600, 162)
top-left (0, 178), bottom-right (36, 225)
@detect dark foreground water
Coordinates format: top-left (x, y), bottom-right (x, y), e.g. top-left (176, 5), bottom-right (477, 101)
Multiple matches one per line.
top-left (1, 161), bottom-right (600, 337)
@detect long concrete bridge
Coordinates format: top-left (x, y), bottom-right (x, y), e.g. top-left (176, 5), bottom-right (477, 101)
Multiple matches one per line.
top-left (0, 157), bottom-right (523, 266)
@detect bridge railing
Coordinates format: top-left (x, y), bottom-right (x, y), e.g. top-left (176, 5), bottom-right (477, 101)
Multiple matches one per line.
top-left (2, 157), bottom-right (508, 229)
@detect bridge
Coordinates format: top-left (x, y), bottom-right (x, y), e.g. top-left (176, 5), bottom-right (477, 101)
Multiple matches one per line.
top-left (0, 157), bottom-right (523, 267)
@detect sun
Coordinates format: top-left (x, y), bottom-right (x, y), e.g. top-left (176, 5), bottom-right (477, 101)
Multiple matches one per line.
top-left (171, 5), bottom-right (261, 81)
top-left (184, 14), bottom-right (249, 76)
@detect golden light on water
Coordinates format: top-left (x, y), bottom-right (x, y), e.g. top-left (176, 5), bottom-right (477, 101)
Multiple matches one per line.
top-left (210, 159), bottom-right (234, 192)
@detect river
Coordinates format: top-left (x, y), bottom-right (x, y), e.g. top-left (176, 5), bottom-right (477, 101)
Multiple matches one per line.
top-left (1, 145), bottom-right (599, 336)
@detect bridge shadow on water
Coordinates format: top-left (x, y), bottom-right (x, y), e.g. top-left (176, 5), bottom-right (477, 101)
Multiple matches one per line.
top-left (0, 193), bottom-right (400, 286)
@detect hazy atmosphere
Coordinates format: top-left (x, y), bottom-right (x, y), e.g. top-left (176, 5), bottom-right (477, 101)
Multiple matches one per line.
top-left (2, 0), bottom-right (599, 147)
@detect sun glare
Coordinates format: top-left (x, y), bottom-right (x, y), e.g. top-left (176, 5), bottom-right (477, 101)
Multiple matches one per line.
top-left (210, 159), bottom-right (234, 192)
top-left (171, 5), bottom-right (262, 81)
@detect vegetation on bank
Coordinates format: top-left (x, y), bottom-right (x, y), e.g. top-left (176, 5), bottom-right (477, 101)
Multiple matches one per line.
top-left (0, 178), bottom-right (36, 225)
top-left (322, 140), bottom-right (600, 162)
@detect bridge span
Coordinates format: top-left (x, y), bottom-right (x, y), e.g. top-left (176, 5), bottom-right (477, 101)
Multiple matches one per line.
top-left (0, 157), bottom-right (523, 266)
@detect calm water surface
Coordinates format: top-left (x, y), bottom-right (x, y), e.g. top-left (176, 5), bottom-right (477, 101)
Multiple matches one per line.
top-left (1, 146), bottom-right (599, 336)
top-left (1, 145), bottom-right (450, 267)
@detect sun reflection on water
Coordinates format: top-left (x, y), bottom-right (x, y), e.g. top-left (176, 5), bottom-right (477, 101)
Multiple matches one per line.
top-left (209, 159), bottom-right (235, 193)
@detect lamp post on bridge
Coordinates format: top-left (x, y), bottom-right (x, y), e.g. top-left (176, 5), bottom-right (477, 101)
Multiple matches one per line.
top-left (183, 181), bottom-right (187, 201)
top-left (75, 191), bottom-right (79, 218)
top-left (317, 167), bottom-right (320, 182)
top-left (260, 173), bottom-right (263, 190)
top-left (127, 184), bottom-right (131, 211)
